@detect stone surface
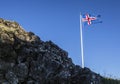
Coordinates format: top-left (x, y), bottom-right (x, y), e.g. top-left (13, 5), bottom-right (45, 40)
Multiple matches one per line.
top-left (0, 18), bottom-right (102, 84)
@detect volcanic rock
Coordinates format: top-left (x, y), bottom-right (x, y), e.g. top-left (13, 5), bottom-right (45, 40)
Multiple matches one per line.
top-left (0, 18), bottom-right (102, 84)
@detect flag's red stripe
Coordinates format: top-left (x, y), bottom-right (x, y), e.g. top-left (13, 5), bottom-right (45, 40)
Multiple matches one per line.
top-left (82, 14), bottom-right (97, 25)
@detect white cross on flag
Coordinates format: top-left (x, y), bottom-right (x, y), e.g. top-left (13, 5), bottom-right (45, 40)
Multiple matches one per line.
top-left (82, 14), bottom-right (97, 25)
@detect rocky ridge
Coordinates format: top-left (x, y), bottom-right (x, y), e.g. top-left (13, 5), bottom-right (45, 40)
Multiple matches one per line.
top-left (0, 18), bottom-right (102, 84)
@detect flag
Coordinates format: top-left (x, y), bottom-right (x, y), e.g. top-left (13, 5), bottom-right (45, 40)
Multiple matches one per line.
top-left (82, 13), bottom-right (102, 25)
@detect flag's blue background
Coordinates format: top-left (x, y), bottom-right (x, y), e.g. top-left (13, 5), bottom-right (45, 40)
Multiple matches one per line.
top-left (82, 14), bottom-right (102, 26)
top-left (0, 0), bottom-right (120, 78)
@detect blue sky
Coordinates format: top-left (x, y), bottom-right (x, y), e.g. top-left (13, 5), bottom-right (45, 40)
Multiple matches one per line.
top-left (0, 0), bottom-right (120, 78)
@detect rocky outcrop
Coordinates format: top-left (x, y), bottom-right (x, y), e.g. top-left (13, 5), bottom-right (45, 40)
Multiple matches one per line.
top-left (0, 18), bottom-right (102, 84)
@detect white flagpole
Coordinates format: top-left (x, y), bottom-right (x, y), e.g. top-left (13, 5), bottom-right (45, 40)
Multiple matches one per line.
top-left (80, 13), bottom-right (84, 68)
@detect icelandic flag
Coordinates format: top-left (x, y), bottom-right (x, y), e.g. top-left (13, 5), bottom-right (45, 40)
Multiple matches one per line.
top-left (82, 13), bottom-right (102, 25)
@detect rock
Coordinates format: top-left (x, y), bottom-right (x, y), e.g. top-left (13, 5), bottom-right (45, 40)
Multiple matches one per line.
top-left (14, 63), bottom-right (28, 82)
top-left (0, 18), bottom-right (102, 84)
top-left (5, 71), bottom-right (18, 84)
top-left (0, 18), bottom-right (4, 23)
top-left (10, 22), bottom-right (19, 28)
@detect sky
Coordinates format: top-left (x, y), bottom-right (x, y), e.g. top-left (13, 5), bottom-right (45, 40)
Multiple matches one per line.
top-left (0, 0), bottom-right (120, 79)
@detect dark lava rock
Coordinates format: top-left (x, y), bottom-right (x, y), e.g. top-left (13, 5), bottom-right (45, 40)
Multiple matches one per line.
top-left (0, 18), bottom-right (102, 84)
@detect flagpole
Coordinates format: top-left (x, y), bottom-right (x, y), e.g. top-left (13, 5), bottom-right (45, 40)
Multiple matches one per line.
top-left (80, 13), bottom-right (84, 68)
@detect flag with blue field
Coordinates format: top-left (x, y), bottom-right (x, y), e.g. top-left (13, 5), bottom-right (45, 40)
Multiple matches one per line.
top-left (82, 13), bottom-right (102, 26)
